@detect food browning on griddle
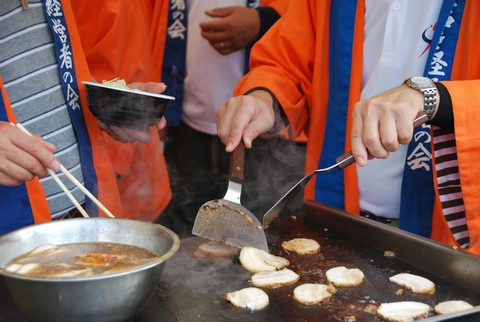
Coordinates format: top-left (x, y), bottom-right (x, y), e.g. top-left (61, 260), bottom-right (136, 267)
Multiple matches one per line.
top-left (250, 268), bottom-right (300, 289)
top-left (216, 239), bottom-right (475, 320)
top-left (293, 283), bottom-right (335, 305)
top-left (281, 238), bottom-right (321, 254)
top-left (239, 246), bottom-right (289, 273)
top-left (384, 250), bottom-right (396, 258)
top-left (325, 266), bottom-right (365, 287)
top-left (224, 287), bottom-right (269, 310)
top-left (434, 300), bottom-right (473, 315)
top-left (376, 301), bottom-right (432, 322)
top-left (389, 273), bottom-right (435, 294)
top-left (194, 240), bottom-right (240, 259)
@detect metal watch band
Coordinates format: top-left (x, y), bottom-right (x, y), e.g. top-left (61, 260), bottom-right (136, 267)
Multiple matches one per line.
top-left (403, 78), bottom-right (438, 120)
top-left (422, 86), bottom-right (437, 119)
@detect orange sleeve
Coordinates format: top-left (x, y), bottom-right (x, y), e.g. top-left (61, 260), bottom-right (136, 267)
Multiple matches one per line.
top-left (430, 0), bottom-right (480, 254)
top-left (235, 1), bottom-right (331, 200)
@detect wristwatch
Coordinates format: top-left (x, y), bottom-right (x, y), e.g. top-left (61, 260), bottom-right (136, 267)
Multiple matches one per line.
top-left (403, 76), bottom-right (438, 120)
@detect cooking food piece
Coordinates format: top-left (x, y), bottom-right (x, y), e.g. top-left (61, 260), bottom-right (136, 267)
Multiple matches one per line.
top-left (193, 240), bottom-right (240, 259)
top-left (5, 263), bottom-right (40, 275)
top-left (384, 250), bottom-right (396, 258)
top-left (239, 246), bottom-right (289, 273)
top-left (389, 273), bottom-right (435, 294)
top-left (377, 301), bottom-right (431, 322)
top-left (281, 238), bottom-right (320, 254)
top-left (225, 287), bottom-right (269, 310)
top-left (434, 300), bottom-right (473, 315)
top-left (28, 243), bottom-right (60, 255)
top-left (102, 77), bottom-right (140, 91)
top-left (42, 268), bottom-right (94, 278)
top-left (325, 266), bottom-right (365, 286)
top-left (292, 283), bottom-right (335, 305)
top-left (5, 242), bottom-right (159, 278)
top-left (251, 268), bottom-right (300, 289)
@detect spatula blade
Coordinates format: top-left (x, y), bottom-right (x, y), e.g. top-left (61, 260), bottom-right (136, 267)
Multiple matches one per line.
top-left (192, 199), bottom-right (269, 252)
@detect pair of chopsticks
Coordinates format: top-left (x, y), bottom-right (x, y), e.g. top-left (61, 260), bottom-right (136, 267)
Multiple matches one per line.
top-left (13, 123), bottom-right (115, 218)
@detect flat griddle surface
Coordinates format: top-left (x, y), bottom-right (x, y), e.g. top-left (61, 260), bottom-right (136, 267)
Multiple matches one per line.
top-left (136, 215), bottom-right (480, 322)
top-left (3, 204), bottom-right (479, 321)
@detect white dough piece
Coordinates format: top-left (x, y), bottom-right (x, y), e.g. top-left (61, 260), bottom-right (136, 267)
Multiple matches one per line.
top-left (293, 283), bottom-right (333, 305)
top-left (377, 301), bottom-right (432, 322)
top-left (225, 287), bottom-right (269, 310)
top-left (281, 238), bottom-right (320, 254)
top-left (194, 240), bottom-right (240, 259)
top-left (389, 273), bottom-right (435, 294)
top-left (325, 266), bottom-right (365, 286)
top-left (434, 300), bottom-right (473, 315)
top-left (239, 246), bottom-right (289, 273)
top-left (251, 268), bottom-right (300, 289)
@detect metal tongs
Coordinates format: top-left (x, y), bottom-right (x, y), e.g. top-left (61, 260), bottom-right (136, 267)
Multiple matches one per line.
top-left (262, 112), bottom-right (429, 228)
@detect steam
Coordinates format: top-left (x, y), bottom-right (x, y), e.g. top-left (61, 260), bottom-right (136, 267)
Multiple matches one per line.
top-left (242, 136), bottom-right (306, 220)
top-left (160, 133), bottom-right (306, 238)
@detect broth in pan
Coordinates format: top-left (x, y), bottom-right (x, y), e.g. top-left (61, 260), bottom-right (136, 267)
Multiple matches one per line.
top-left (4, 242), bottom-right (159, 278)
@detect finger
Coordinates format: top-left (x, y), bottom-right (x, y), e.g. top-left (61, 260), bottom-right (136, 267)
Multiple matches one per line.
top-left (0, 171), bottom-right (24, 186)
top-left (155, 117), bottom-right (167, 131)
top-left (107, 126), bottom-right (138, 143)
top-left (395, 113), bottom-right (415, 145)
top-left (30, 134), bottom-right (57, 153)
top-left (378, 114), bottom-right (400, 153)
top-left (350, 108), bottom-right (368, 167)
top-left (199, 19), bottom-right (226, 33)
top-left (0, 158), bottom-right (37, 185)
top-left (200, 29), bottom-right (229, 43)
top-left (362, 113), bottom-right (389, 159)
top-left (210, 42), bottom-right (234, 55)
top-left (204, 7), bottom-right (233, 19)
top-left (14, 132), bottom-right (59, 172)
top-left (128, 82), bottom-right (167, 94)
top-left (215, 100), bottom-right (238, 150)
top-left (0, 140), bottom-right (50, 180)
top-left (98, 122), bottom-right (124, 142)
top-left (119, 127), bottom-right (152, 143)
top-left (215, 98), bottom-right (249, 152)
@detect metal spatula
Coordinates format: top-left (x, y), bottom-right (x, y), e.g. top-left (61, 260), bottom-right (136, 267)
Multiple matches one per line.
top-left (192, 141), bottom-right (269, 252)
top-left (263, 112), bottom-right (429, 228)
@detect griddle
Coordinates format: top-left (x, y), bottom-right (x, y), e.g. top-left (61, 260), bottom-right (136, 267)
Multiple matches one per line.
top-left (1, 201), bottom-right (480, 321)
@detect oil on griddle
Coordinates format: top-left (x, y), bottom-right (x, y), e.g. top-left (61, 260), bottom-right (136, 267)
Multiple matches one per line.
top-left (152, 215), bottom-right (480, 322)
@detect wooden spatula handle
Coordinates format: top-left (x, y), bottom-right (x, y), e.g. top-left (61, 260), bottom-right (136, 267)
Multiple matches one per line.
top-left (229, 141), bottom-right (245, 181)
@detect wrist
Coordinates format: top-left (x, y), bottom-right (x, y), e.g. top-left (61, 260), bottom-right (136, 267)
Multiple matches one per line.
top-left (403, 76), bottom-right (438, 120)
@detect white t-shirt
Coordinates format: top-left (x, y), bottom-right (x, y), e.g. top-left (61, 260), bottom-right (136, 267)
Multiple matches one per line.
top-left (358, 0), bottom-right (441, 218)
top-left (182, 0), bottom-right (246, 135)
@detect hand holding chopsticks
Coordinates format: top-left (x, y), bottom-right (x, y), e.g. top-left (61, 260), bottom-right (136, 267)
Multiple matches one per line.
top-left (13, 123), bottom-right (115, 218)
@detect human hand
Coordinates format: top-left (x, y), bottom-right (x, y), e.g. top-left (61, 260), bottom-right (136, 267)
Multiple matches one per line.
top-left (200, 6), bottom-right (260, 55)
top-left (215, 90), bottom-right (275, 152)
top-left (0, 122), bottom-right (59, 186)
top-left (351, 85), bottom-right (426, 166)
top-left (98, 82), bottom-right (168, 143)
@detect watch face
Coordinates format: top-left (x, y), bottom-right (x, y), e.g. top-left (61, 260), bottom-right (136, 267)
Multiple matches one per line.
top-left (410, 76), bottom-right (433, 85)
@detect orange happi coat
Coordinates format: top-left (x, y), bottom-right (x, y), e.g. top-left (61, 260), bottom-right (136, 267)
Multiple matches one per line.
top-left (71, 0), bottom-right (171, 221)
top-left (235, 0), bottom-right (480, 255)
